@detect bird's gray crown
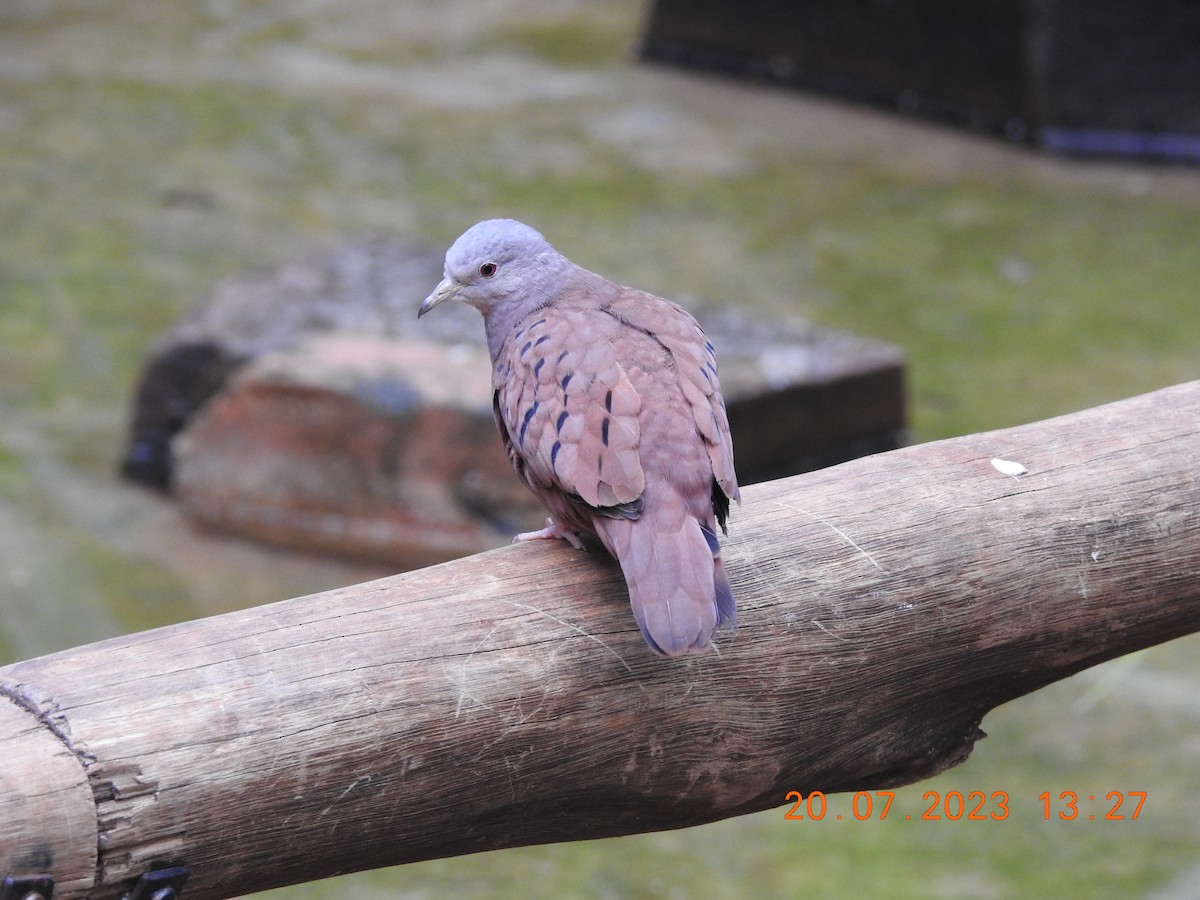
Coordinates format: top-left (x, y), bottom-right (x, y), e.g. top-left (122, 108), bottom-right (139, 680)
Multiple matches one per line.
top-left (445, 218), bottom-right (554, 274)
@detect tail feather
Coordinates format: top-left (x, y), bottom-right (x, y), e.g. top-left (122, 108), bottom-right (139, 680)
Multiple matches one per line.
top-left (597, 515), bottom-right (735, 656)
top-left (702, 523), bottom-right (736, 629)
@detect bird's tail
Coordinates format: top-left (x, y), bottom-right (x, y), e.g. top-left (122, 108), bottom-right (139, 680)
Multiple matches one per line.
top-left (595, 515), bottom-right (736, 657)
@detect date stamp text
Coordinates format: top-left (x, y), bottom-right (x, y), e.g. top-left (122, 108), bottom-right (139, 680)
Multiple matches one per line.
top-left (783, 790), bottom-right (1147, 822)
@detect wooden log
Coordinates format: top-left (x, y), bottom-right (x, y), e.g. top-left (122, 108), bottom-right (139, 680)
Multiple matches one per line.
top-left (3, 381), bottom-right (1199, 899)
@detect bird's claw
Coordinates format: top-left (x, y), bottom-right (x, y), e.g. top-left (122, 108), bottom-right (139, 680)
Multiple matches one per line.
top-left (514, 518), bottom-right (584, 550)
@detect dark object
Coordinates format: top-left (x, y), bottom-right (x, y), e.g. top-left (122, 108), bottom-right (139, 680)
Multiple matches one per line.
top-left (124, 866), bottom-right (189, 900)
top-left (641, 0), bottom-right (1200, 163)
top-left (0, 875), bottom-right (54, 900)
top-left (121, 343), bottom-right (245, 490)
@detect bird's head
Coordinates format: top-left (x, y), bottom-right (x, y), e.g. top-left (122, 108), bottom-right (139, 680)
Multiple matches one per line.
top-left (418, 219), bottom-right (564, 320)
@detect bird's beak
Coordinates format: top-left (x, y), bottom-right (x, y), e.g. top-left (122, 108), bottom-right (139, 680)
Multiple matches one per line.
top-left (417, 276), bottom-right (460, 318)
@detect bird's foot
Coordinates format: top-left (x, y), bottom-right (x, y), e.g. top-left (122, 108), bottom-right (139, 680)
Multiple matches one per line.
top-left (514, 518), bottom-right (584, 550)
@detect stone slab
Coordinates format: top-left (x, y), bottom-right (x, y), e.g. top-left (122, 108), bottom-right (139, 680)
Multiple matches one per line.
top-left (125, 238), bottom-right (905, 566)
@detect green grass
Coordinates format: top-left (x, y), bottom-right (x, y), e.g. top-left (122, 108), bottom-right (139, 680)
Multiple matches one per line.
top-left (497, 11), bottom-right (637, 67)
top-left (1, 2), bottom-right (1198, 898)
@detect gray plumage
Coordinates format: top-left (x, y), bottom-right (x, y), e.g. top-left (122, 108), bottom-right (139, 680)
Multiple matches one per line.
top-left (419, 219), bottom-right (739, 656)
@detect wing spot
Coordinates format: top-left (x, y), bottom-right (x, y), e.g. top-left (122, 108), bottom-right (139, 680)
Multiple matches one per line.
top-left (519, 402), bottom-right (539, 445)
top-left (533, 358), bottom-right (545, 379)
top-left (556, 410), bottom-right (569, 432)
top-left (561, 372), bottom-right (573, 390)
top-left (604, 389), bottom-right (613, 412)
top-left (601, 417), bottom-right (610, 446)
top-left (551, 441), bottom-right (562, 472)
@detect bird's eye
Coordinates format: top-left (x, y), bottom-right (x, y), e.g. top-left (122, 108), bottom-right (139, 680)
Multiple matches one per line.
top-left (479, 262), bottom-right (498, 277)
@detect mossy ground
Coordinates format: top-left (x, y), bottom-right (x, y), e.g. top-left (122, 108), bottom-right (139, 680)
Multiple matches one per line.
top-left (1, 3), bottom-right (1197, 897)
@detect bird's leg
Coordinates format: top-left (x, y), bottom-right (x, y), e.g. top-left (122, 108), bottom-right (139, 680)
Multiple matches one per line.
top-left (514, 517), bottom-right (585, 550)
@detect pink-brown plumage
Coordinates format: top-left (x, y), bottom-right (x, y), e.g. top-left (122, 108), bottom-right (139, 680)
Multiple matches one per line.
top-left (418, 219), bottom-right (739, 656)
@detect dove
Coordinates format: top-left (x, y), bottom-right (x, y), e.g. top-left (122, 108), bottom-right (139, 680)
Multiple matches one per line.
top-left (418, 219), bottom-right (739, 657)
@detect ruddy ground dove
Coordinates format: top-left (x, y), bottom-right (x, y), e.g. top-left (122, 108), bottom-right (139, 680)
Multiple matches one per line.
top-left (418, 219), bottom-right (740, 656)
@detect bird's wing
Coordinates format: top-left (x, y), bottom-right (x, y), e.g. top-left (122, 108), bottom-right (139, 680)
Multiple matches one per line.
top-left (494, 307), bottom-right (645, 514)
top-left (600, 290), bottom-right (740, 509)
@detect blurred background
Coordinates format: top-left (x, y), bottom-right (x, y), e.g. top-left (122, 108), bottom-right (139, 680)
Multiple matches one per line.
top-left (1, 1), bottom-right (1199, 897)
